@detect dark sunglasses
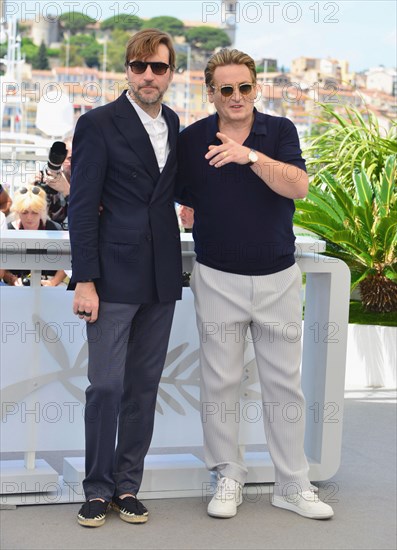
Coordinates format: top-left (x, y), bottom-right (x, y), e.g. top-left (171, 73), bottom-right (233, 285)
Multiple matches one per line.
top-left (128, 61), bottom-right (170, 75)
top-left (212, 83), bottom-right (255, 97)
top-left (19, 186), bottom-right (42, 195)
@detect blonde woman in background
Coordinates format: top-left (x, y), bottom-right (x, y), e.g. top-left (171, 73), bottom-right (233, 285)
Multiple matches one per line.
top-left (4, 184), bottom-right (66, 286)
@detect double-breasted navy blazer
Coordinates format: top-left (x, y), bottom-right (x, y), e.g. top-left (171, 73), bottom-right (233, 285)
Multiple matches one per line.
top-left (68, 91), bottom-right (182, 304)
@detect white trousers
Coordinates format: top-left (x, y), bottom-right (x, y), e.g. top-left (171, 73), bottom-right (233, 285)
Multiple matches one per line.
top-left (190, 262), bottom-right (311, 496)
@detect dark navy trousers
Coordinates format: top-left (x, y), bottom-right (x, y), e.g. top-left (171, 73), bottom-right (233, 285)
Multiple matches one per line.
top-left (83, 300), bottom-right (175, 501)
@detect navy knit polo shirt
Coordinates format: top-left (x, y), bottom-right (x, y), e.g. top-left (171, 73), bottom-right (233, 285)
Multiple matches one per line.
top-left (176, 109), bottom-right (306, 276)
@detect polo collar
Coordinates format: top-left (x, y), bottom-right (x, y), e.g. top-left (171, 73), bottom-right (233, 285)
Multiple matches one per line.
top-left (205, 107), bottom-right (268, 144)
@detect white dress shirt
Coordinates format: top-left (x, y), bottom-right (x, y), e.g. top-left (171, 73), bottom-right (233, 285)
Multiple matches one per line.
top-left (126, 92), bottom-right (170, 173)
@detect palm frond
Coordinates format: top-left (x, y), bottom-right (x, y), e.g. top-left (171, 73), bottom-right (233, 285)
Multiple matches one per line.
top-left (293, 209), bottom-right (343, 239)
top-left (377, 155), bottom-right (397, 215)
top-left (304, 188), bottom-right (345, 222)
top-left (376, 216), bottom-right (397, 263)
top-left (319, 171), bottom-right (357, 225)
top-left (305, 103), bottom-right (397, 189)
top-left (332, 230), bottom-right (374, 265)
top-left (353, 166), bottom-right (374, 207)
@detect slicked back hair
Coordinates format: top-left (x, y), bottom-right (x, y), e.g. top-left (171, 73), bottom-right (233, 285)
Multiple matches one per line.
top-left (205, 48), bottom-right (257, 87)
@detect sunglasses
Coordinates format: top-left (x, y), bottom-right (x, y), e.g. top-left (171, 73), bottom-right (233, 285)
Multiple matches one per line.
top-left (128, 61), bottom-right (170, 75)
top-left (19, 186), bottom-right (42, 195)
top-left (211, 83), bottom-right (255, 97)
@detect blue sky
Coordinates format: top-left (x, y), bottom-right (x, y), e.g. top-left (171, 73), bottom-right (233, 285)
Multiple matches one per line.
top-left (12, 1), bottom-right (397, 71)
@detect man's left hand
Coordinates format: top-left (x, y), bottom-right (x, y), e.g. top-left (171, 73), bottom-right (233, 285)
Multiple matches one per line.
top-left (205, 132), bottom-right (251, 168)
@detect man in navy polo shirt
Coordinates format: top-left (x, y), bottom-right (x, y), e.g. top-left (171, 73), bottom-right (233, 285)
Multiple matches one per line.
top-left (177, 48), bottom-right (334, 521)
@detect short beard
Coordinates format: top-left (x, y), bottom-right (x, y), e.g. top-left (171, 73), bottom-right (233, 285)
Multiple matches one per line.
top-left (129, 85), bottom-right (163, 106)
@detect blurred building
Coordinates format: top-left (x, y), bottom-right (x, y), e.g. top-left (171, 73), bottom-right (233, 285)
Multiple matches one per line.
top-left (0, 0), bottom-right (6, 20)
top-left (366, 66), bottom-right (397, 96)
top-left (1, 11), bottom-right (395, 138)
top-left (256, 58), bottom-right (278, 73)
top-left (31, 18), bottom-right (60, 47)
top-left (221, 0), bottom-right (238, 46)
top-left (291, 56), bottom-right (353, 86)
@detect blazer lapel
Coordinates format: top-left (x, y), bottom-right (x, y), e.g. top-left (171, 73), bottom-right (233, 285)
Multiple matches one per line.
top-left (150, 106), bottom-right (178, 201)
top-left (114, 91), bottom-right (160, 183)
top-left (162, 105), bottom-right (178, 156)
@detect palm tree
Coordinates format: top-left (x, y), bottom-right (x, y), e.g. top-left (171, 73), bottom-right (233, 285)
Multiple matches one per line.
top-left (295, 103), bottom-right (397, 313)
top-left (294, 156), bottom-right (397, 312)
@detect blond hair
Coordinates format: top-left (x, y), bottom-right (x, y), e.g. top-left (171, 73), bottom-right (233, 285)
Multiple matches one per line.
top-left (205, 48), bottom-right (257, 87)
top-left (125, 28), bottom-right (176, 70)
top-left (11, 185), bottom-right (48, 224)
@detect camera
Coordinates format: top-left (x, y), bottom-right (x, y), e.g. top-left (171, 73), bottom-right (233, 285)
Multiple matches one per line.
top-left (35, 141), bottom-right (68, 195)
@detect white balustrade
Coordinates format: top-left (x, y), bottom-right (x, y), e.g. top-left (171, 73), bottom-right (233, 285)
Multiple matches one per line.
top-left (0, 231), bottom-right (350, 504)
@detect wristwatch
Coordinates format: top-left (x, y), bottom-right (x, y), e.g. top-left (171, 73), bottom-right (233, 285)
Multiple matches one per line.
top-left (247, 148), bottom-right (258, 165)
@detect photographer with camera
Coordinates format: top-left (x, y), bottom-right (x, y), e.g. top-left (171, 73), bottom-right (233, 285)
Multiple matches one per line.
top-left (35, 138), bottom-right (72, 228)
top-left (4, 184), bottom-right (67, 286)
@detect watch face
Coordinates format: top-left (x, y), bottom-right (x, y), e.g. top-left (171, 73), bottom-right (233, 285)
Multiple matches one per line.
top-left (249, 150), bottom-right (258, 163)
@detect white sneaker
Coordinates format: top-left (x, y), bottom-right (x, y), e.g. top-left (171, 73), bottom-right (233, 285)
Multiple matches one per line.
top-left (272, 490), bottom-right (334, 519)
top-left (207, 476), bottom-right (243, 518)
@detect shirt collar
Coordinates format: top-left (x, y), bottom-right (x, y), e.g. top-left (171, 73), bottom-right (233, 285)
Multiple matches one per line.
top-left (126, 91), bottom-right (164, 124)
top-left (205, 107), bottom-right (267, 144)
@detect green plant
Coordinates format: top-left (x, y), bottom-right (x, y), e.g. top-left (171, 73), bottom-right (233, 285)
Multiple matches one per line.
top-left (59, 12), bottom-right (96, 35)
top-left (305, 103), bottom-right (397, 187)
top-left (348, 301), bottom-right (397, 327)
top-left (185, 26), bottom-right (231, 51)
top-left (20, 37), bottom-right (39, 64)
top-left (294, 156), bottom-right (397, 313)
top-left (100, 14), bottom-right (143, 31)
top-left (141, 16), bottom-right (185, 36)
top-left (32, 40), bottom-right (49, 70)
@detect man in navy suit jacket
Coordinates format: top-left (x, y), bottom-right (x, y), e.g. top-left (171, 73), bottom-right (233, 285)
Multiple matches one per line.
top-left (68, 29), bottom-right (182, 528)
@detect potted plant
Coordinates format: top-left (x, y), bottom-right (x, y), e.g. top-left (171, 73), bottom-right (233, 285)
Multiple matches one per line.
top-left (295, 104), bottom-right (397, 313)
top-left (294, 104), bottom-right (397, 388)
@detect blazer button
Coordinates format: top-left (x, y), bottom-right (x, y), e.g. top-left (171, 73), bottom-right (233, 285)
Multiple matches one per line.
top-left (146, 234), bottom-right (152, 241)
top-left (132, 172), bottom-right (137, 178)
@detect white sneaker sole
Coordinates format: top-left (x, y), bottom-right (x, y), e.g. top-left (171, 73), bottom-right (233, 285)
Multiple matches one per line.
top-left (272, 496), bottom-right (334, 519)
top-left (207, 497), bottom-right (243, 518)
